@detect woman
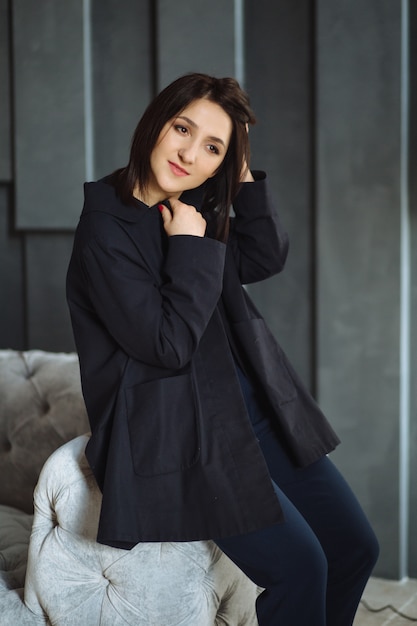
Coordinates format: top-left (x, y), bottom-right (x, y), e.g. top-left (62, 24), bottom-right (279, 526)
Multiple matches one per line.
top-left (66, 73), bottom-right (378, 625)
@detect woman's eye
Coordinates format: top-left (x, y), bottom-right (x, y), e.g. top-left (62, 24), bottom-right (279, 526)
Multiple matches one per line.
top-left (175, 125), bottom-right (188, 134)
top-left (208, 144), bottom-right (220, 155)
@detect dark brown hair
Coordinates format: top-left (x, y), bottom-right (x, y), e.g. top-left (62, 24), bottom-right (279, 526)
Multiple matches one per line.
top-left (115, 73), bottom-right (256, 241)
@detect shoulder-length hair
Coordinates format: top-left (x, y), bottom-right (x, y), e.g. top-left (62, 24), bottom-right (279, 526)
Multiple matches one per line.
top-left (114, 73), bottom-right (256, 241)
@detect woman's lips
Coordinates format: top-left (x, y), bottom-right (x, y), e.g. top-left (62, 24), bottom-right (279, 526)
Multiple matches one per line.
top-left (168, 161), bottom-right (189, 176)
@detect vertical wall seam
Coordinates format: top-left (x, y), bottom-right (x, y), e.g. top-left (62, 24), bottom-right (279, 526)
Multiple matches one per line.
top-left (5, 0), bottom-right (14, 183)
top-left (83, 0), bottom-right (94, 181)
top-left (7, 0), bottom-right (27, 346)
top-left (310, 0), bottom-right (318, 397)
top-left (399, 0), bottom-right (410, 580)
top-left (234, 0), bottom-right (244, 85)
top-left (21, 230), bottom-right (29, 348)
top-left (150, 0), bottom-right (159, 94)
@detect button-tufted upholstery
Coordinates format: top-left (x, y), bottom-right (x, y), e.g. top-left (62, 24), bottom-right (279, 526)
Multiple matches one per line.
top-left (0, 349), bottom-right (90, 624)
top-left (24, 434), bottom-right (259, 625)
top-left (0, 350), bottom-right (260, 625)
top-left (0, 349), bottom-right (89, 514)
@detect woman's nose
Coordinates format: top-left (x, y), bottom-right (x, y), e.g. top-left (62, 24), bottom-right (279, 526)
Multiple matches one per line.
top-left (178, 145), bottom-right (197, 164)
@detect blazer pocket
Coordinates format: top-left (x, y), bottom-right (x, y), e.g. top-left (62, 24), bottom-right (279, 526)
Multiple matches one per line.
top-left (126, 373), bottom-right (200, 477)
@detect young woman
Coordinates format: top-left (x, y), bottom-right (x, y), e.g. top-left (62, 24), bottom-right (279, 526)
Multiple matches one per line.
top-left (66, 73), bottom-right (379, 625)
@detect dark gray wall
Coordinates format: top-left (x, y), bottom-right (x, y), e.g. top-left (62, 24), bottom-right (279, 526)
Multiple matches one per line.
top-left (319, 0), bottom-right (402, 570)
top-left (316, 0), bottom-right (416, 580)
top-left (1, 0), bottom-right (416, 579)
top-left (245, 1), bottom-right (314, 387)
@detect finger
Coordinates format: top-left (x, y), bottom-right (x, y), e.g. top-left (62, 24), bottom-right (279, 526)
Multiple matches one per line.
top-left (167, 196), bottom-right (187, 210)
top-left (168, 197), bottom-right (196, 215)
top-left (158, 204), bottom-right (172, 223)
top-left (161, 199), bottom-right (172, 213)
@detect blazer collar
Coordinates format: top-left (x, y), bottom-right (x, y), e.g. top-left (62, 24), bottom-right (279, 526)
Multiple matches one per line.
top-left (81, 178), bottom-right (205, 224)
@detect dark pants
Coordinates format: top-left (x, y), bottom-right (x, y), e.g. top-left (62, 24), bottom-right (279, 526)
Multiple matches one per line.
top-left (215, 369), bottom-right (379, 625)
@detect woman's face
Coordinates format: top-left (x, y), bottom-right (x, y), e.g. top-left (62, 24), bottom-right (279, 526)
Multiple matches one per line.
top-left (147, 98), bottom-right (232, 205)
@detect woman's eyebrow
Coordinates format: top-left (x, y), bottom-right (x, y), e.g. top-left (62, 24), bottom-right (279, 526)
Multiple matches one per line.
top-left (177, 115), bottom-right (226, 148)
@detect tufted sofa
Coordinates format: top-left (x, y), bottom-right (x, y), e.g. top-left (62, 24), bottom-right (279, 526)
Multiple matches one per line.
top-left (0, 349), bottom-right (260, 625)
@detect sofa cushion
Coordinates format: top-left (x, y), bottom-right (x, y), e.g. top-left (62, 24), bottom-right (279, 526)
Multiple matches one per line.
top-left (0, 349), bottom-right (89, 513)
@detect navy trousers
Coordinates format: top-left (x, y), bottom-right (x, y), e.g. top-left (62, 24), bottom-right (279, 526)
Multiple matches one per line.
top-left (215, 366), bottom-right (379, 625)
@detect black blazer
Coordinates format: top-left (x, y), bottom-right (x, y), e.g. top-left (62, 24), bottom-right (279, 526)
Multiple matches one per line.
top-left (66, 173), bottom-right (339, 548)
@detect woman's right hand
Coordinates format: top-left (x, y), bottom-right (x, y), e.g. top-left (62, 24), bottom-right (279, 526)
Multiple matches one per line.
top-left (159, 198), bottom-right (207, 237)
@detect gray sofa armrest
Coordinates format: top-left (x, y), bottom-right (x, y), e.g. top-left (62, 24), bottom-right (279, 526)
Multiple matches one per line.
top-left (24, 435), bottom-right (260, 625)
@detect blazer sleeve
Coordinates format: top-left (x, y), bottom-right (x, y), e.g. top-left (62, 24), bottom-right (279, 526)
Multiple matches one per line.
top-left (228, 172), bottom-right (289, 284)
top-left (77, 221), bottom-right (226, 370)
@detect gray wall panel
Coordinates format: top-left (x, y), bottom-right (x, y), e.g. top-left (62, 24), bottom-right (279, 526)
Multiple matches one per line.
top-left (245, 0), bottom-right (313, 387)
top-left (0, 186), bottom-right (24, 349)
top-left (316, 0), bottom-right (403, 578)
top-left (92, 0), bottom-right (153, 179)
top-left (408, 0), bottom-right (417, 579)
top-left (13, 0), bottom-right (86, 229)
top-left (0, 0), bottom-right (12, 182)
top-left (25, 234), bottom-right (75, 352)
top-left (409, 221), bottom-right (417, 579)
top-left (157, 0), bottom-right (235, 88)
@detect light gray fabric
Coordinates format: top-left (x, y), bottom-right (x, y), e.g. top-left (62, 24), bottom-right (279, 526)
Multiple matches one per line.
top-left (0, 349), bottom-right (260, 625)
top-left (0, 349), bottom-right (89, 513)
top-left (0, 505), bottom-right (44, 625)
top-left (25, 434), bottom-right (259, 625)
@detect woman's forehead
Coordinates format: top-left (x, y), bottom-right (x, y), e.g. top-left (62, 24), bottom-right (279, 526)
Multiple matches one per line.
top-left (173, 99), bottom-right (232, 144)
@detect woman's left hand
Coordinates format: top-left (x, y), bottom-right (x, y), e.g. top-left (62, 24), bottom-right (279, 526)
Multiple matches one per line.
top-left (159, 198), bottom-right (207, 237)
